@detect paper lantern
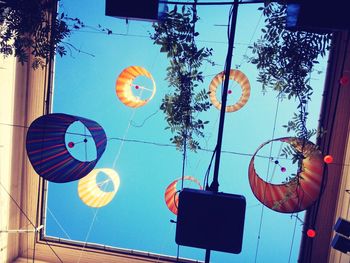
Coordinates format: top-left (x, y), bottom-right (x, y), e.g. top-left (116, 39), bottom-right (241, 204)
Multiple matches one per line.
top-left (248, 137), bottom-right (324, 213)
top-left (209, 69), bottom-right (250, 112)
top-left (116, 66), bottom-right (156, 108)
top-left (26, 113), bottom-right (107, 183)
top-left (78, 168), bottom-right (120, 208)
top-left (165, 176), bottom-right (202, 215)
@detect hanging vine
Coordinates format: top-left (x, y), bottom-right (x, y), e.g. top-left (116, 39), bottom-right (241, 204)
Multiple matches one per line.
top-left (250, 2), bottom-right (331, 184)
top-left (150, 5), bottom-right (213, 151)
top-left (0, 0), bottom-right (112, 68)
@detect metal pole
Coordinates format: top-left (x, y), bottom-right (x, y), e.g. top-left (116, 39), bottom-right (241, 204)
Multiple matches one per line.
top-left (210, 0), bottom-right (240, 192)
top-left (205, 2), bottom-right (240, 262)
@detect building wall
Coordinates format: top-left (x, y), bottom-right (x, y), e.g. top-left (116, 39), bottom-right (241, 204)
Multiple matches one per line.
top-left (0, 53), bottom-right (49, 262)
top-left (298, 31), bottom-right (350, 263)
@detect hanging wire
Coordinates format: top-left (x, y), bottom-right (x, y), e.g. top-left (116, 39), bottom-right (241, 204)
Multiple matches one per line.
top-left (2, 122), bottom-right (336, 163)
top-left (254, 94), bottom-right (281, 263)
top-left (287, 215), bottom-right (299, 263)
top-left (47, 207), bottom-right (72, 240)
top-left (112, 109), bottom-right (137, 169)
top-left (76, 178), bottom-right (111, 263)
top-left (0, 181), bottom-right (63, 263)
top-left (130, 109), bottom-right (160, 128)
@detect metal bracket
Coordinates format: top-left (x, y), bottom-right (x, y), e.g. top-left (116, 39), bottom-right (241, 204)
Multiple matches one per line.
top-left (0, 225), bottom-right (43, 234)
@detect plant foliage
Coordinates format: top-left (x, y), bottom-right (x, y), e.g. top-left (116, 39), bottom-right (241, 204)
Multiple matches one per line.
top-left (250, 2), bottom-right (331, 184)
top-left (0, 0), bottom-right (71, 68)
top-left (151, 5), bottom-right (213, 151)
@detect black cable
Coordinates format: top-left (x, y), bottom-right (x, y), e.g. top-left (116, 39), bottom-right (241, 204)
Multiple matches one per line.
top-left (130, 110), bottom-right (160, 128)
top-left (203, 146), bottom-right (217, 189)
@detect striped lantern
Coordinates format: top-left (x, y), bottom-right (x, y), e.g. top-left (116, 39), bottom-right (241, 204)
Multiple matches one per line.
top-left (248, 137), bottom-right (324, 213)
top-left (164, 176), bottom-right (202, 215)
top-left (78, 168), bottom-right (120, 208)
top-left (116, 66), bottom-right (156, 108)
top-left (209, 69), bottom-right (250, 112)
top-left (26, 113), bottom-right (107, 183)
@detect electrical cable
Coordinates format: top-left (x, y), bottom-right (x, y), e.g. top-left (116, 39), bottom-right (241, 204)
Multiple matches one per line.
top-left (3, 122), bottom-right (345, 163)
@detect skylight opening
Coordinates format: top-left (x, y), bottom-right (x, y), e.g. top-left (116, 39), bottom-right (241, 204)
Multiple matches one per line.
top-left (43, 1), bottom-right (330, 262)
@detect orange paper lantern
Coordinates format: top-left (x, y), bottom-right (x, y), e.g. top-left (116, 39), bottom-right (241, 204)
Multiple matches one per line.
top-left (248, 137), bottom-right (324, 213)
top-left (116, 66), bottom-right (156, 108)
top-left (209, 69), bottom-right (250, 112)
top-left (164, 176), bottom-right (202, 215)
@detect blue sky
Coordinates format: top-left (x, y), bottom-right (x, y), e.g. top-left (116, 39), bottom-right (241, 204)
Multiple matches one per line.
top-left (46, 1), bottom-right (328, 262)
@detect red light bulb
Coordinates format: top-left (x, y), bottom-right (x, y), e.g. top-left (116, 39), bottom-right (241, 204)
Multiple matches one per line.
top-left (307, 229), bottom-right (316, 238)
top-left (228, 90), bottom-right (232, 94)
top-left (281, 167), bottom-right (286, 173)
top-left (135, 85), bottom-right (139, 89)
top-left (340, 76), bottom-right (349, 86)
top-left (68, 142), bottom-right (74, 148)
top-left (324, 155), bottom-right (333, 164)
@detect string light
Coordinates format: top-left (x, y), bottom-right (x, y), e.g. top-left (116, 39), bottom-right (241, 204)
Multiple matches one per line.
top-left (324, 155), bottom-right (334, 164)
top-left (340, 76), bottom-right (349, 86)
top-left (306, 229), bottom-right (316, 238)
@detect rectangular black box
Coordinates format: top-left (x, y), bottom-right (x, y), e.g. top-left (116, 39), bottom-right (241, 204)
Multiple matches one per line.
top-left (176, 188), bottom-right (246, 254)
top-left (105, 0), bottom-right (160, 21)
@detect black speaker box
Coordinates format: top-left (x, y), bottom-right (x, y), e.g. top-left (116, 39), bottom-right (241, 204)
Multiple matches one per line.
top-left (175, 188), bottom-right (246, 254)
top-left (285, 0), bottom-right (350, 31)
top-left (334, 217), bottom-right (350, 237)
top-left (105, 0), bottom-right (161, 21)
top-left (331, 234), bottom-right (350, 254)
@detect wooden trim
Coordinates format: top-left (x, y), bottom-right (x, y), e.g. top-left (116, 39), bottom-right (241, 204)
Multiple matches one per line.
top-left (298, 31), bottom-right (350, 263)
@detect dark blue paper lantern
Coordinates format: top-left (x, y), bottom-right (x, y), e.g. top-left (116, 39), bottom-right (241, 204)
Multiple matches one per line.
top-left (26, 113), bottom-right (107, 183)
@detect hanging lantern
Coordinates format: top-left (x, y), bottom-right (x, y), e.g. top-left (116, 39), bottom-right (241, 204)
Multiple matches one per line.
top-left (78, 168), bottom-right (120, 208)
top-left (116, 66), bottom-right (156, 108)
top-left (209, 69), bottom-right (251, 112)
top-left (164, 176), bottom-right (202, 215)
top-left (26, 113), bottom-right (107, 183)
top-left (248, 137), bottom-right (324, 213)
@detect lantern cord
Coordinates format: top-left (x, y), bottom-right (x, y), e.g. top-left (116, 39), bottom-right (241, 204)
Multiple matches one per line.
top-left (253, 94), bottom-right (281, 263)
top-left (3, 121), bottom-right (344, 166)
top-left (4, 122), bottom-right (340, 161)
top-left (47, 207), bottom-right (72, 240)
top-left (130, 109), bottom-right (160, 128)
top-left (0, 181), bottom-right (63, 263)
top-left (287, 215), bottom-right (298, 263)
top-left (235, 12), bottom-right (263, 69)
top-left (112, 109), bottom-right (137, 169)
top-left (76, 181), bottom-right (110, 263)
